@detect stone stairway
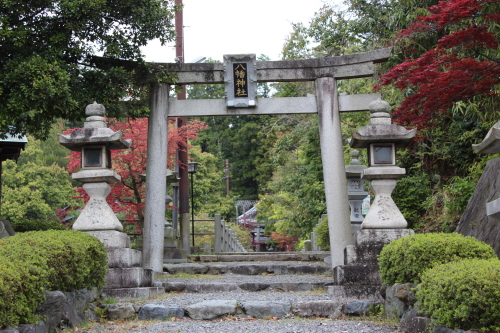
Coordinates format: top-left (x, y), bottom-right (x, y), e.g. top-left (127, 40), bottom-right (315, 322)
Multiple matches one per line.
top-left (109, 253), bottom-right (386, 321)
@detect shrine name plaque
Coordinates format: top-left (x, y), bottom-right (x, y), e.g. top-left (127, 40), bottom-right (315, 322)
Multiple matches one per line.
top-left (224, 54), bottom-right (257, 107)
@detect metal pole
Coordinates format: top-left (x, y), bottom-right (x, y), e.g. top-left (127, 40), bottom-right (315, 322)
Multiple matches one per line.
top-left (191, 172), bottom-right (195, 247)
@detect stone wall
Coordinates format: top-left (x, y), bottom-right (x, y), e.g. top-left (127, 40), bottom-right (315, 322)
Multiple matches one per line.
top-left (456, 157), bottom-right (500, 258)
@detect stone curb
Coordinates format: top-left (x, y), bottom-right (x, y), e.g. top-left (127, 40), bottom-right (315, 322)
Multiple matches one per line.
top-left (89, 299), bottom-right (381, 322)
top-left (161, 281), bottom-right (327, 293)
top-left (163, 262), bottom-right (331, 276)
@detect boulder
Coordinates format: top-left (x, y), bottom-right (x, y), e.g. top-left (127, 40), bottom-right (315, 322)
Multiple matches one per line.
top-left (107, 303), bottom-right (136, 320)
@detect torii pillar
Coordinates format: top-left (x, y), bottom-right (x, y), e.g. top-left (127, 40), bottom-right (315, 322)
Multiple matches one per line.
top-left (142, 83), bottom-right (169, 272)
top-left (316, 77), bottom-right (352, 266)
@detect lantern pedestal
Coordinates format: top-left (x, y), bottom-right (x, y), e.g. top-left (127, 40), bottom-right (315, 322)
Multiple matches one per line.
top-left (72, 182), bottom-right (123, 232)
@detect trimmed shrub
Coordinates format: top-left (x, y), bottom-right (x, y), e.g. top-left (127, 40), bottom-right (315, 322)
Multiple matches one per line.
top-left (417, 258), bottom-right (500, 332)
top-left (11, 219), bottom-right (68, 232)
top-left (315, 216), bottom-right (330, 251)
top-left (378, 232), bottom-right (496, 285)
top-left (0, 230), bottom-right (108, 328)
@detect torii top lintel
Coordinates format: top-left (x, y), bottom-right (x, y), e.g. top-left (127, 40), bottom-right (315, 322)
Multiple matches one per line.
top-left (153, 48), bottom-right (392, 85)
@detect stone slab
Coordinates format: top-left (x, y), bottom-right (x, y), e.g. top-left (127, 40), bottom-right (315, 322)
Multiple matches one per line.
top-left (185, 300), bottom-right (238, 320)
top-left (138, 304), bottom-right (184, 320)
top-left (107, 248), bottom-right (142, 268)
top-left (241, 301), bottom-right (291, 319)
top-left (292, 300), bottom-right (343, 319)
top-left (184, 283), bottom-right (242, 293)
top-left (85, 230), bottom-right (131, 248)
top-left (104, 268), bottom-right (152, 289)
top-left (355, 229), bottom-right (414, 246)
top-left (333, 265), bottom-right (381, 285)
top-left (162, 282), bottom-right (187, 292)
top-left (101, 287), bottom-right (165, 300)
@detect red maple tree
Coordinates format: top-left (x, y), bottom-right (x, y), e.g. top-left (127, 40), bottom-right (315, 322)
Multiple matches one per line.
top-left (66, 118), bottom-right (207, 230)
top-left (376, 0), bottom-right (500, 129)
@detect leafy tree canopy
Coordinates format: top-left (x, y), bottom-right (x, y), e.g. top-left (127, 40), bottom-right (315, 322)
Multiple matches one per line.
top-left (376, 0), bottom-right (500, 130)
top-left (0, 0), bottom-right (175, 139)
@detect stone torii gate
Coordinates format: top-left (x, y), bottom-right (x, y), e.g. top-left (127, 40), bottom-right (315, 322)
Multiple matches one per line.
top-left (143, 48), bottom-right (392, 272)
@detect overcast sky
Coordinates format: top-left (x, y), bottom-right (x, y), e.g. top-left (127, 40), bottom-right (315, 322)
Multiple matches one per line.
top-left (142, 0), bottom-right (330, 63)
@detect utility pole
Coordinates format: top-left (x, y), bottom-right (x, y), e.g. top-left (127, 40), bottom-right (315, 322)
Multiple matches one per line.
top-left (175, 0), bottom-right (191, 254)
top-left (225, 159), bottom-right (230, 196)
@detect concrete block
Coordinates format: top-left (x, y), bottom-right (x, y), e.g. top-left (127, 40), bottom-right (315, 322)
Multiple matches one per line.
top-left (333, 265), bottom-right (380, 285)
top-left (355, 229), bottom-right (414, 246)
top-left (85, 230), bottom-right (130, 248)
top-left (107, 248), bottom-right (142, 268)
top-left (104, 268), bottom-right (152, 289)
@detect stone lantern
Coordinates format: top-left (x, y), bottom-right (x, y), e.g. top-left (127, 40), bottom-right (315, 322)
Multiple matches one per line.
top-left (345, 150), bottom-right (369, 236)
top-left (59, 103), bottom-right (164, 299)
top-left (59, 102), bottom-right (130, 234)
top-left (350, 99), bottom-right (416, 229)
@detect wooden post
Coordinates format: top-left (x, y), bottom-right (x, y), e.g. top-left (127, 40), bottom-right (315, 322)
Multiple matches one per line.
top-left (143, 83), bottom-right (169, 272)
top-left (315, 77), bottom-right (353, 268)
top-left (214, 214), bottom-right (222, 253)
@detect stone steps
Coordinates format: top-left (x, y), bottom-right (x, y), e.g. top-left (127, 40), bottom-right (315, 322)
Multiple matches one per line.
top-left (161, 280), bottom-right (328, 293)
top-left (163, 261), bottom-right (330, 275)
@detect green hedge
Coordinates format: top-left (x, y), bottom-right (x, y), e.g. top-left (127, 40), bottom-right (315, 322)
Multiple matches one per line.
top-left (378, 233), bottom-right (496, 285)
top-left (0, 230), bottom-right (107, 328)
top-left (417, 258), bottom-right (500, 332)
top-left (11, 219), bottom-right (68, 232)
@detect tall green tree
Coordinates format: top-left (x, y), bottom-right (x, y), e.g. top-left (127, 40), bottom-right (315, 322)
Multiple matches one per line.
top-left (0, 0), bottom-right (175, 139)
top-left (1, 137), bottom-right (81, 230)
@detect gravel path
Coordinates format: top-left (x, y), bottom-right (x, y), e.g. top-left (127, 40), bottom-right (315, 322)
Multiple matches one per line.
top-left (83, 318), bottom-right (404, 333)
